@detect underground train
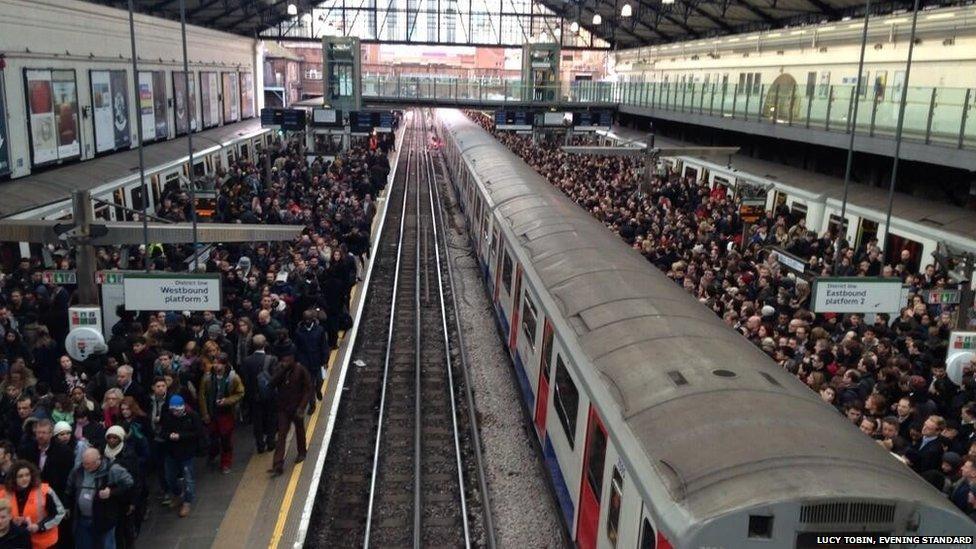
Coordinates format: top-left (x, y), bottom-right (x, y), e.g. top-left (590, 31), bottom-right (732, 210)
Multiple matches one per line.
top-left (435, 108), bottom-right (976, 549)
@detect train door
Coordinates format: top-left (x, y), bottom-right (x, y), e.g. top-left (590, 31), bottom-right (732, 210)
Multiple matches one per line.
top-left (515, 287), bottom-right (540, 408)
top-left (534, 320), bottom-right (554, 438)
top-left (578, 407), bottom-right (608, 549)
top-left (508, 266), bottom-right (523, 352)
top-left (487, 225), bottom-right (499, 284)
top-left (884, 232), bottom-right (922, 272)
top-left (856, 218), bottom-right (879, 251)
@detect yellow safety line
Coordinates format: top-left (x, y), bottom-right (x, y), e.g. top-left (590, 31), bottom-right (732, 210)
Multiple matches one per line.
top-left (268, 288), bottom-right (358, 548)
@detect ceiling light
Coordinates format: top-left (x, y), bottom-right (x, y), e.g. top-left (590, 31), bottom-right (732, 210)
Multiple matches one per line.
top-left (621, 4), bottom-right (632, 17)
top-left (570, 21), bottom-right (580, 33)
top-left (662, 0), bottom-right (675, 4)
top-left (287, 3), bottom-right (298, 16)
top-left (592, 13), bottom-right (602, 25)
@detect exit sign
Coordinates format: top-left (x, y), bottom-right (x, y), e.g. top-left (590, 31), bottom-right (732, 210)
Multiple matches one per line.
top-left (41, 270), bottom-right (77, 285)
top-left (95, 271), bottom-right (125, 285)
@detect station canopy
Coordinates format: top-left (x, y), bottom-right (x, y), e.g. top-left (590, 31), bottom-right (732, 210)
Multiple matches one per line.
top-left (87, 0), bottom-right (942, 47)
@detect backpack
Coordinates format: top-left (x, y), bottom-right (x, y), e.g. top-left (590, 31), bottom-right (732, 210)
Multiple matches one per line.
top-left (256, 354), bottom-right (276, 401)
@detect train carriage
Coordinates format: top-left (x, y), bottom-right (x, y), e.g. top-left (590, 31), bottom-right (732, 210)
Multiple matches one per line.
top-left (435, 108), bottom-right (976, 549)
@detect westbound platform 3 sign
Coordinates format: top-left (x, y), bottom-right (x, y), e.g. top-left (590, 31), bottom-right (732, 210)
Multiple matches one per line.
top-left (123, 273), bottom-right (221, 311)
top-left (812, 277), bottom-right (905, 314)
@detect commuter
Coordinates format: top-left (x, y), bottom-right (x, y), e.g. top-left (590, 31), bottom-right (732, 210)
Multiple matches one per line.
top-left (159, 395), bottom-right (201, 518)
top-left (198, 355), bottom-right (244, 473)
top-left (268, 351), bottom-right (312, 477)
top-left (240, 335), bottom-right (278, 454)
top-left (64, 448), bottom-right (133, 549)
top-left (0, 460), bottom-right (65, 548)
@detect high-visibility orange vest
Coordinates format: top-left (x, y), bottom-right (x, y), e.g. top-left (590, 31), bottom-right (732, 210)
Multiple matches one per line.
top-left (0, 483), bottom-right (59, 548)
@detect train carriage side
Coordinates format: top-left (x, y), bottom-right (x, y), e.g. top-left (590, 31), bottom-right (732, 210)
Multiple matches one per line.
top-left (438, 109), bottom-right (976, 549)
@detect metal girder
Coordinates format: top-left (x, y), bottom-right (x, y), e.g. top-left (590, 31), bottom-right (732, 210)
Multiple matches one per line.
top-left (736, 0), bottom-right (777, 23)
top-left (677, 0), bottom-right (734, 32)
top-left (803, 0), bottom-right (839, 17)
top-left (632, 0), bottom-right (701, 39)
top-left (0, 220), bottom-right (303, 246)
top-left (222, 0), bottom-right (291, 32)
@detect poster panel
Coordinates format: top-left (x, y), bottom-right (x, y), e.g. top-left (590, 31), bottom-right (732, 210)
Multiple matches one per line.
top-left (222, 72), bottom-right (239, 123)
top-left (152, 71), bottom-right (168, 139)
top-left (51, 70), bottom-right (80, 159)
top-left (173, 71), bottom-right (198, 135)
top-left (91, 70), bottom-right (115, 153)
top-left (0, 74), bottom-right (9, 177)
top-left (200, 72), bottom-right (212, 128)
top-left (25, 69), bottom-right (58, 165)
top-left (240, 72), bottom-right (255, 119)
top-left (110, 71), bottom-right (131, 149)
top-left (201, 72), bottom-right (220, 128)
top-left (138, 71), bottom-right (156, 141)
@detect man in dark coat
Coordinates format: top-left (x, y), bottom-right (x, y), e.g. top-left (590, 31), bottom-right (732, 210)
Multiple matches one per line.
top-left (64, 447), bottom-right (134, 549)
top-left (240, 335), bottom-right (278, 453)
top-left (908, 415), bottom-right (946, 475)
top-left (293, 310), bottom-right (328, 406)
top-left (268, 350), bottom-right (312, 476)
top-left (18, 418), bottom-right (73, 501)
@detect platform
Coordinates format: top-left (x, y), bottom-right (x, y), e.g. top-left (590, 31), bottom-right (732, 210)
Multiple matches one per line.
top-left (0, 120), bottom-right (264, 219)
top-left (606, 125), bottom-right (976, 244)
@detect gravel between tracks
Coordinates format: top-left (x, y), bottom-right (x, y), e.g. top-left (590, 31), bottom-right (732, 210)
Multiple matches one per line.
top-left (435, 151), bottom-right (568, 549)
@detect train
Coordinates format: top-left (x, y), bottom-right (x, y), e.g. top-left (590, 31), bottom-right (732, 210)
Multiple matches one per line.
top-left (434, 108), bottom-right (976, 549)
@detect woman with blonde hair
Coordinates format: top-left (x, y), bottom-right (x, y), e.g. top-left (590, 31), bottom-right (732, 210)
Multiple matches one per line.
top-left (102, 388), bottom-right (124, 427)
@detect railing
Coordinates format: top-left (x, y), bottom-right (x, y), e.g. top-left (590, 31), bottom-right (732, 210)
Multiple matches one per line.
top-left (587, 81), bottom-right (976, 150)
top-left (359, 76), bottom-right (975, 149)
top-left (361, 75), bottom-right (611, 104)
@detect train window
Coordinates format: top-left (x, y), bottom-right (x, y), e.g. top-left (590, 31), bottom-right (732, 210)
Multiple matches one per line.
top-left (241, 143), bottom-right (250, 160)
top-left (113, 189), bottom-right (127, 221)
top-left (748, 515), bottom-right (773, 539)
top-left (520, 293), bottom-right (538, 351)
top-left (585, 414), bottom-right (607, 496)
top-left (193, 161), bottom-right (206, 178)
top-left (606, 468), bottom-right (624, 547)
top-left (553, 356), bottom-right (579, 449)
top-left (489, 227), bottom-right (499, 264)
top-left (131, 186), bottom-right (146, 213)
top-left (639, 518), bottom-right (655, 549)
top-left (502, 251), bottom-right (513, 295)
top-left (540, 324), bottom-right (554, 382)
top-left (790, 202), bottom-right (808, 224)
top-left (856, 218), bottom-right (878, 251)
top-left (828, 214), bottom-right (849, 238)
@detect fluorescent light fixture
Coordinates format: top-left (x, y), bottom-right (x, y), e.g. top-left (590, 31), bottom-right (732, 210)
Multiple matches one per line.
top-left (767, 32), bottom-right (782, 37)
top-left (791, 30), bottom-right (805, 35)
top-left (621, 4), bottom-right (632, 17)
top-left (849, 23), bottom-right (861, 28)
top-left (728, 37), bottom-right (740, 42)
top-left (570, 21), bottom-right (580, 33)
top-left (926, 12), bottom-right (955, 20)
top-left (287, 3), bottom-right (298, 16)
top-left (592, 13), bottom-right (602, 25)
top-left (662, 0), bottom-right (675, 4)
top-left (820, 26), bottom-right (835, 31)
top-left (887, 18), bottom-right (907, 24)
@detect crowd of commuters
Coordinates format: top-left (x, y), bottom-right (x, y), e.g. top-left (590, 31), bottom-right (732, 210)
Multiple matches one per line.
top-left (0, 123), bottom-right (397, 548)
top-left (467, 111), bottom-right (976, 520)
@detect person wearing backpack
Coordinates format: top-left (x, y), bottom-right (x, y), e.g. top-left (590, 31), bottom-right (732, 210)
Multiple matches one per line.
top-left (240, 335), bottom-right (278, 454)
top-left (293, 310), bottom-right (329, 413)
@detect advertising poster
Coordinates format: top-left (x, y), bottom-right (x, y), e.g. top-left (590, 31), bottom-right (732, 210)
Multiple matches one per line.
top-left (138, 71), bottom-right (156, 141)
top-left (91, 70), bottom-right (114, 153)
top-left (0, 75), bottom-right (9, 177)
top-left (110, 71), bottom-right (131, 149)
top-left (201, 72), bottom-right (220, 128)
top-left (152, 71), bottom-right (168, 139)
top-left (239, 72), bottom-right (255, 119)
top-left (173, 71), bottom-right (198, 135)
top-left (51, 70), bottom-right (80, 159)
top-left (222, 72), bottom-right (240, 123)
top-left (25, 70), bottom-right (58, 164)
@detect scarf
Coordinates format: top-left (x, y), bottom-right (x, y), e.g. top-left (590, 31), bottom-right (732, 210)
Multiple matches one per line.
top-left (105, 440), bottom-right (124, 459)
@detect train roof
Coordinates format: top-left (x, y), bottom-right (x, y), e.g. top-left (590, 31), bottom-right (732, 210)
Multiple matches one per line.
top-left (0, 119), bottom-right (266, 220)
top-left (438, 109), bottom-right (963, 529)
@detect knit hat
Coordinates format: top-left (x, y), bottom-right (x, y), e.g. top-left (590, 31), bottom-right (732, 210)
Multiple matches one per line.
top-left (942, 452), bottom-right (963, 468)
top-left (106, 425), bottom-right (126, 440)
top-left (169, 394), bottom-right (186, 408)
top-left (53, 421), bottom-right (72, 437)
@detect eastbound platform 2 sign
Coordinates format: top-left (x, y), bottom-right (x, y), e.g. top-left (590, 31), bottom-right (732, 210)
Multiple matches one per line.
top-left (812, 277), bottom-right (905, 314)
top-left (123, 273), bottom-right (221, 311)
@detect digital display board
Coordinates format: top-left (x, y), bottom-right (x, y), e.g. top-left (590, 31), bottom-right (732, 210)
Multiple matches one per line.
top-left (311, 108), bottom-right (343, 127)
top-left (281, 109), bottom-right (307, 131)
top-left (260, 108), bottom-right (284, 127)
top-left (574, 110), bottom-right (612, 130)
top-left (494, 109), bottom-right (532, 130)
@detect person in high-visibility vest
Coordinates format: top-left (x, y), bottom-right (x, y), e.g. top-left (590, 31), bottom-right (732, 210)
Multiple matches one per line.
top-left (0, 460), bottom-right (66, 549)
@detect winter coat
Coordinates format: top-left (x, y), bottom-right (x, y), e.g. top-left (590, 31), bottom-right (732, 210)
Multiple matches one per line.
top-left (294, 321), bottom-right (328, 372)
top-left (63, 457), bottom-right (134, 533)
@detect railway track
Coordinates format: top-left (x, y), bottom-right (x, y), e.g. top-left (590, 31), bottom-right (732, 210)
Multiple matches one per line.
top-left (306, 110), bottom-right (493, 548)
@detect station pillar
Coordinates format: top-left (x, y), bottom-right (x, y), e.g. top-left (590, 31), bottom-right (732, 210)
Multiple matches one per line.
top-left (521, 42), bottom-right (560, 103)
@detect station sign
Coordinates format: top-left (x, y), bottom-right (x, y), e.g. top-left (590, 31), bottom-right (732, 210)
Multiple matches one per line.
top-left (573, 110), bottom-right (612, 130)
top-left (812, 277), bottom-right (905, 314)
top-left (65, 327), bottom-right (107, 362)
top-left (41, 270), bottom-right (77, 285)
top-left (769, 248), bottom-right (806, 273)
top-left (69, 305), bottom-right (103, 336)
top-left (311, 108), bottom-right (343, 127)
top-left (123, 273), bottom-right (221, 311)
top-left (922, 288), bottom-right (961, 305)
top-left (946, 331), bottom-right (976, 385)
top-left (95, 271), bottom-right (126, 285)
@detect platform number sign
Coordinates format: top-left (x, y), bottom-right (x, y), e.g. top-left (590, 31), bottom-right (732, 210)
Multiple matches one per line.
top-left (0, 72), bottom-right (9, 177)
